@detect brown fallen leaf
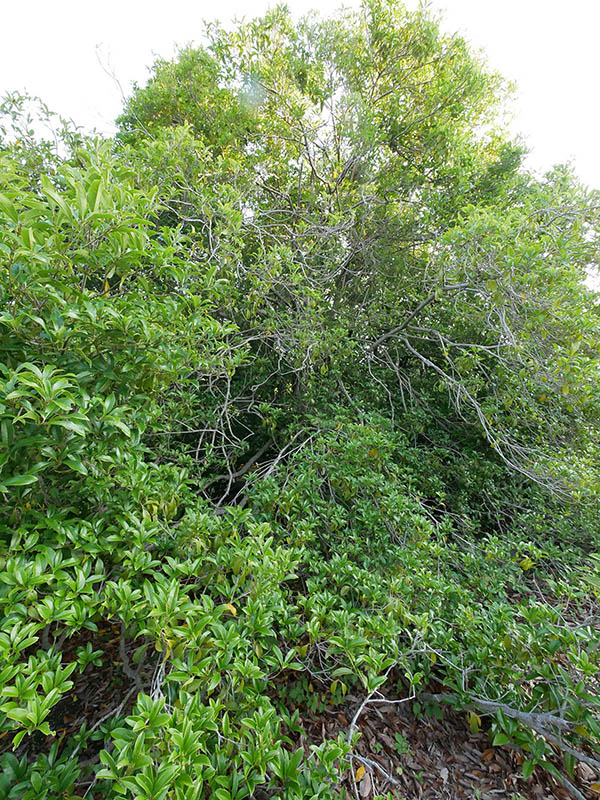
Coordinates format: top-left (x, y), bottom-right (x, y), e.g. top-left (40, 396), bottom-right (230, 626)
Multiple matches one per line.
top-left (481, 748), bottom-right (495, 762)
top-left (577, 762), bottom-right (597, 782)
top-left (359, 771), bottom-right (372, 798)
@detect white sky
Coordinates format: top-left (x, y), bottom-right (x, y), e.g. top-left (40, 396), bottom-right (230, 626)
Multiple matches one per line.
top-left (1, 0), bottom-right (599, 189)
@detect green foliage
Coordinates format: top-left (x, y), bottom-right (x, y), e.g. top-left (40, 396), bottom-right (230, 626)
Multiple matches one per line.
top-left (1, 1), bottom-right (600, 797)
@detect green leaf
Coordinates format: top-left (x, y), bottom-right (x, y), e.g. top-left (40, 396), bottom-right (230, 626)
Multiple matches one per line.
top-left (4, 707), bottom-right (30, 723)
top-left (64, 456), bottom-right (88, 475)
top-left (522, 760), bottom-right (535, 780)
top-left (0, 193), bottom-right (18, 223)
top-left (2, 472), bottom-right (39, 486)
top-left (54, 418), bottom-right (88, 436)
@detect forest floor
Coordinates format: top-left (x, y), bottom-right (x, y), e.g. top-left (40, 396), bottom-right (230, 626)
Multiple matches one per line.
top-left (290, 676), bottom-right (600, 800)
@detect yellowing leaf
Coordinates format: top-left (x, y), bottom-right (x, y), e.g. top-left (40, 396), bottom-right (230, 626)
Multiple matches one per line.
top-left (467, 711), bottom-right (482, 734)
top-left (519, 557), bottom-right (535, 571)
top-left (224, 603), bottom-right (237, 616)
top-left (355, 765), bottom-right (365, 782)
top-left (590, 784), bottom-right (600, 793)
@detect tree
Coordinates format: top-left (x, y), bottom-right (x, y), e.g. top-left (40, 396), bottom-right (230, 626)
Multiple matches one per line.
top-left (119, 1), bottom-right (600, 494)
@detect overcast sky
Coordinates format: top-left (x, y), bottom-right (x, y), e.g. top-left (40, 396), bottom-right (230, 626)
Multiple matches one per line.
top-left (1, 0), bottom-right (598, 189)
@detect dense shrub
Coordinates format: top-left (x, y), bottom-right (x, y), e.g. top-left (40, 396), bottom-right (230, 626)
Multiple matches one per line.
top-left (1, 3), bottom-right (599, 798)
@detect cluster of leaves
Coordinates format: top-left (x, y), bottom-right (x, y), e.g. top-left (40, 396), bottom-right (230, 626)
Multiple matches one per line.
top-left (1, 1), bottom-right (600, 798)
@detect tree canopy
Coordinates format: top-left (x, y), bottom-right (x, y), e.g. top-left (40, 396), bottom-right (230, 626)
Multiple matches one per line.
top-left (1, 3), bottom-right (600, 799)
